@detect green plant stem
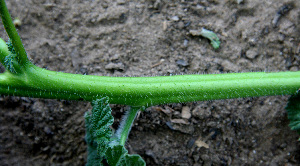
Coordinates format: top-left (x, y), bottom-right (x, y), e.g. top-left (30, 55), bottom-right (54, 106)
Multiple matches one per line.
top-left (0, 38), bottom-right (299, 107)
top-left (0, 0), bottom-right (29, 67)
top-left (0, 0), bottom-right (299, 108)
top-left (0, 61), bottom-right (299, 107)
top-left (117, 107), bottom-right (139, 146)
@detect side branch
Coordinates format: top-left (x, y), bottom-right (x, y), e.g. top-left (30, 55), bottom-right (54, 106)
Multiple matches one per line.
top-left (0, 0), bottom-right (30, 67)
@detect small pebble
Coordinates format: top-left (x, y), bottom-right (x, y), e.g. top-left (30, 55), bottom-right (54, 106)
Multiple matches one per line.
top-left (171, 16), bottom-right (179, 21)
top-left (278, 33), bottom-right (285, 42)
top-left (248, 38), bottom-right (257, 46)
top-left (237, 0), bottom-right (244, 4)
top-left (178, 21), bottom-right (185, 29)
top-left (117, 0), bottom-right (126, 5)
top-left (171, 118), bottom-right (189, 125)
top-left (192, 106), bottom-right (211, 119)
top-left (110, 54), bottom-right (120, 61)
top-left (246, 49), bottom-right (258, 59)
top-left (44, 126), bottom-right (53, 135)
top-left (170, 123), bottom-right (194, 134)
top-left (183, 39), bottom-right (188, 47)
top-left (163, 20), bottom-right (168, 31)
top-left (105, 62), bottom-right (125, 71)
top-left (201, 154), bottom-right (210, 161)
top-left (181, 106), bottom-right (191, 119)
top-left (13, 18), bottom-right (22, 27)
top-left (195, 137), bottom-right (209, 148)
top-left (221, 60), bottom-right (238, 71)
top-left (186, 138), bottom-right (196, 148)
top-left (176, 59), bottom-right (189, 67)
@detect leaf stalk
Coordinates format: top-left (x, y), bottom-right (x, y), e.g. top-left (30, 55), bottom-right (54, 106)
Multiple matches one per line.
top-left (116, 107), bottom-right (139, 146)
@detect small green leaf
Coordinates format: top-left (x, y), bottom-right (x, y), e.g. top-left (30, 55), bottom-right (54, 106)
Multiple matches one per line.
top-left (85, 97), bottom-right (114, 165)
top-left (122, 154), bottom-right (146, 166)
top-left (106, 145), bottom-right (127, 166)
top-left (106, 145), bottom-right (146, 166)
top-left (86, 143), bottom-right (102, 166)
top-left (200, 28), bottom-right (221, 49)
top-left (6, 39), bottom-right (16, 54)
top-left (286, 90), bottom-right (300, 137)
top-left (4, 53), bottom-right (17, 73)
top-left (3, 40), bottom-right (19, 73)
top-left (96, 138), bottom-right (110, 161)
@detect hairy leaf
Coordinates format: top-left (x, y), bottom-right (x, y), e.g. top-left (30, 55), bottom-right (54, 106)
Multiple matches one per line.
top-left (4, 53), bottom-right (17, 73)
top-left (121, 154), bottom-right (146, 166)
top-left (286, 90), bottom-right (300, 137)
top-left (4, 39), bottom-right (18, 73)
top-left (86, 142), bottom-right (102, 166)
top-left (6, 39), bottom-right (16, 54)
top-left (106, 145), bottom-right (127, 166)
top-left (85, 97), bottom-right (114, 165)
top-left (106, 145), bottom-right (146, 166)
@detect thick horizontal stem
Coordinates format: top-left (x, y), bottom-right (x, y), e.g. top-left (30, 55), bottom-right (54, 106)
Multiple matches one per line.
top-left (0, 0), bottom-right (299, 107)
top-left (0, 65), bottom-right (299, 107)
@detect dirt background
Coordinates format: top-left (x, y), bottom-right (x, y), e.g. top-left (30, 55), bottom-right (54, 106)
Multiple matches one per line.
top-left (0, 0), bottom-right (300, 165)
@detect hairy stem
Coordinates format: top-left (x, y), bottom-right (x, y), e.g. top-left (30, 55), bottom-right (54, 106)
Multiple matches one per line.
top-left (0, 0), bottom-right (299, 108)
top-left (0, 0), bottom-right (29, 67)
top-left (116, 107), bottom-right (139, 146)
top-left (0, 53), bottom-right (299, 107)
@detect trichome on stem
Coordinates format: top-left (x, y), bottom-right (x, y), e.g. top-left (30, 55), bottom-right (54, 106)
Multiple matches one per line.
top-left (0, 0), bottom-right (299, 165)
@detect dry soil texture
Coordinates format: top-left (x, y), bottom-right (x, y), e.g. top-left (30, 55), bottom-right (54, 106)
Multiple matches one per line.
top-left (0, 0), bottom-right (300, 165)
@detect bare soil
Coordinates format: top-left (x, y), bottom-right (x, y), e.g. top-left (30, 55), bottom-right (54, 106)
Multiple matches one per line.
top-left (0, 0), bottom-right (300, 165)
